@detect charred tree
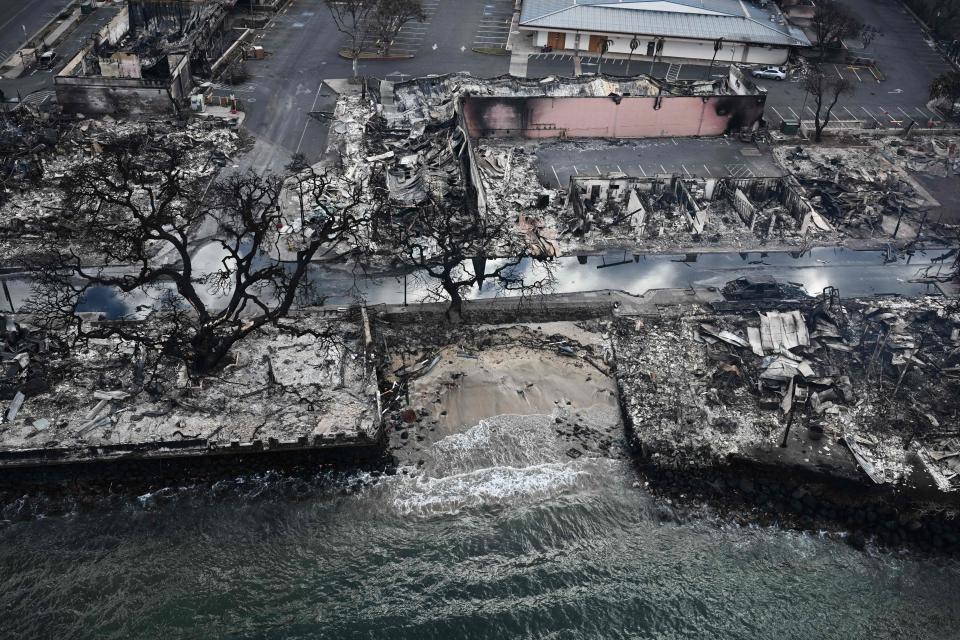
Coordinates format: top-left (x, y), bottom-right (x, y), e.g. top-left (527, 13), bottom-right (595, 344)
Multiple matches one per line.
top-left (372, 0), bottom-right (425, 55)
top-left (810, 0), bottom-right (868, 58)
top-left (930, 70), bottom-right (960, 117)
top-left (24, 133), bottom-right (366, 379)
top-left (382, 195), bottom-right (556, 321)
top-left (324, 0), bottom-right (377, 79)
top-left (803, 65), bottom-right (854, 142)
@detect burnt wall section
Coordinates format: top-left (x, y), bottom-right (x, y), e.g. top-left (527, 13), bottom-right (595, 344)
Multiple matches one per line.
top-left (462, 94), bottom-right (766, 139)
top-left (55, 52), bottom-right (192, 116)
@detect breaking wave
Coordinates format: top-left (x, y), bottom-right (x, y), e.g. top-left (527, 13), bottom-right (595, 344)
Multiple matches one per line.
top-left (385, 412), bottom-right (626, 517)
top-left (392, 462), bottom-right (586, 516)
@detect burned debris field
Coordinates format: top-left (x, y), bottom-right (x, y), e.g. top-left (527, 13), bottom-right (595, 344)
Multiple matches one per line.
top-left (2, 0), bottom-right (960, 632)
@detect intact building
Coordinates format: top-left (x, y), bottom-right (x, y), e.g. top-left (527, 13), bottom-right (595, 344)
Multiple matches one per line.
top-left (518, 0), bottom-right (811, 66)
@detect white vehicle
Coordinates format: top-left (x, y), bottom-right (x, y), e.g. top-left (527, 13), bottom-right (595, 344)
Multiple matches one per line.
top-left (751, 66), bottom-right (787, 81)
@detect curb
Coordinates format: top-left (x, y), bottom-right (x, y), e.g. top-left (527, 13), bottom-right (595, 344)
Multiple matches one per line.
top-left (337, 50), bottom-right (414, 61)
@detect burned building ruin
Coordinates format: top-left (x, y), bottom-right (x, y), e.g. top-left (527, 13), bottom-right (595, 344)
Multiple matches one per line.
top-left (54, 0), bottom-right (238, 115)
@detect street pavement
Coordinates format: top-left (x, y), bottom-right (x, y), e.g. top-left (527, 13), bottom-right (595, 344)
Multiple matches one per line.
top-left (0, 0), bottom-right (71, 65)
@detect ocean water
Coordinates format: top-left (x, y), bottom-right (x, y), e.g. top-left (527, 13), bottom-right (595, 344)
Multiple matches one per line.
top-left (1, 414), bottom-right (960, 639)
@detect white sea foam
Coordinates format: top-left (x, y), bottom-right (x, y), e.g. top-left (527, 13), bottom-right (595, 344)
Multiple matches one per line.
top-left (391, 462), bottom-right (586, 516)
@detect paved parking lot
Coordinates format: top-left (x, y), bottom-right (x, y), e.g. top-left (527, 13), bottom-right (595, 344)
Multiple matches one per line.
top-left (473, 0), bottom-right (513, 51)
top-left (761, 0), bottom-right (955, 126)
top-left (530, 139), bottom-right (784, 187)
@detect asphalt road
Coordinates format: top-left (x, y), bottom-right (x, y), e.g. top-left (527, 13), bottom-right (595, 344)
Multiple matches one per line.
top-left (0, 0), bottom-right (71, 63)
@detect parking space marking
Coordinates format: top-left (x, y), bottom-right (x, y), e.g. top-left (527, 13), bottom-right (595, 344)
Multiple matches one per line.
top-left (682, 164), bottom-right (691, 177)
top-left (638, 164), bottom-right (647, 176)
top-left (660, 164), bottom-right (667, 173)
top-left (770, 106), bottom-right (785, 121)
top-left (551, 165), bottom-right (562, 187)
top-left (573, 165), bottom-right (579, 174)
top-left (788, 107), bottom-right (800, 119)
top-left (898, 107), bottom-right (914, 120)
top-left (849, 66), bottom-right (862, 81)
top-left (862, 107), bottom-right (882, 125)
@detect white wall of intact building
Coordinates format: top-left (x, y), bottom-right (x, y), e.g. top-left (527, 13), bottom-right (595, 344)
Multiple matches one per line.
top-left (530, 29), bottom-right (789, 66)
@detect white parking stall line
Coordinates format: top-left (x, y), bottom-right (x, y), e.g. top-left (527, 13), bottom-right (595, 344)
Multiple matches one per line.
top-left (770, 106), bottom-right (785, 121)
top-left (861, 107), bottom-right (882, 125)
top-left (595, 165), bottom-right (602, 174)
top-left (805, 106), bottom-right (816, 117)
top-left (703, 164), bottom-right (712, 176)
top-left (833, 64), bottom-right (844, 79)
top-left (682, 164), bottom-right (691, 177)
top-left (850, 66), bottom-right (862, 81)
top-left (898, 107), bottom-right (914, 120)
top-left (638, 164), bottom-right (647, 176)
top-left (842, 106), bottom-right (857, 119)
top-left (551, 165), bottom-right (562, 187)
top-left (660, 164), bottom-right (667, 173)
top-left (788, 107), bottom-right (800, 119)
top-left (916, 107), bottom-right (933, 121)
top-left (617, 165), bottom-right (623, 173)
top-left (573, 165), bottom-right (579, 174)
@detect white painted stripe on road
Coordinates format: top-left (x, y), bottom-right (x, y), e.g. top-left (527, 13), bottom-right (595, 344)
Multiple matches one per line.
top-left (850, 66), bottom-right (862, 81)
top-left (660, 164), bottom-right (667, 173)
top-left (770, 106), bottom-right (785, 121)
top-left (551, 165), bottom-right (562, 187)
top-left (788, 107), bottom-right (800, 119)
top-left (682, 164), bottom-right (691, 177)
top-left (573, 165), bottom-right (579, 174)
top-left (703, 164), bottom-right (712, 176)
top-left (638, 164), bottom-right (647, 176)
top-left (295, 82), bottom-right (325, 156)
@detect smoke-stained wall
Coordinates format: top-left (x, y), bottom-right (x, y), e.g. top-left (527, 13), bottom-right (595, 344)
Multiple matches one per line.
top-left (462, 94), bottom-right (766, 139)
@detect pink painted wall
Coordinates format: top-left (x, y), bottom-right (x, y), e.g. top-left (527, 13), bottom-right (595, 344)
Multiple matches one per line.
top-left (463, 96), bottom-right (765, 139)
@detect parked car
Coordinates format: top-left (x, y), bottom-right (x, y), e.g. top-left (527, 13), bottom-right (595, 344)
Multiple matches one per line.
top-left (38, 51), bottom-right (57, 70)
top-left (751, 66), bottom-right (787, 81)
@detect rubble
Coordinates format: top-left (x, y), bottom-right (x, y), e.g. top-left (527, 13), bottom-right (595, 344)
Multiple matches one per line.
top-left (614, 291), bottom-right (960, 493)
top-left (323, 72), bottom-right (957, 259)
top-left (0, 116), bottom-right (242, 266)
top-left (0, 309), bottom-right (381, 466)
top-left (774, 145), bottom-right (950, 242)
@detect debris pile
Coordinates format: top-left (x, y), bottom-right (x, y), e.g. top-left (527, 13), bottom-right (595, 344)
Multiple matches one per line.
top-left (0, 310), bottom-right (379, 460)
top-left (0, 117), bottom-right (241, 265)
top-left (874, 135), bottom-right (960, 178)
top-left (614, 292), bottom-right (960, 491)
top-left (775, 145), bottom-right (945, 241)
